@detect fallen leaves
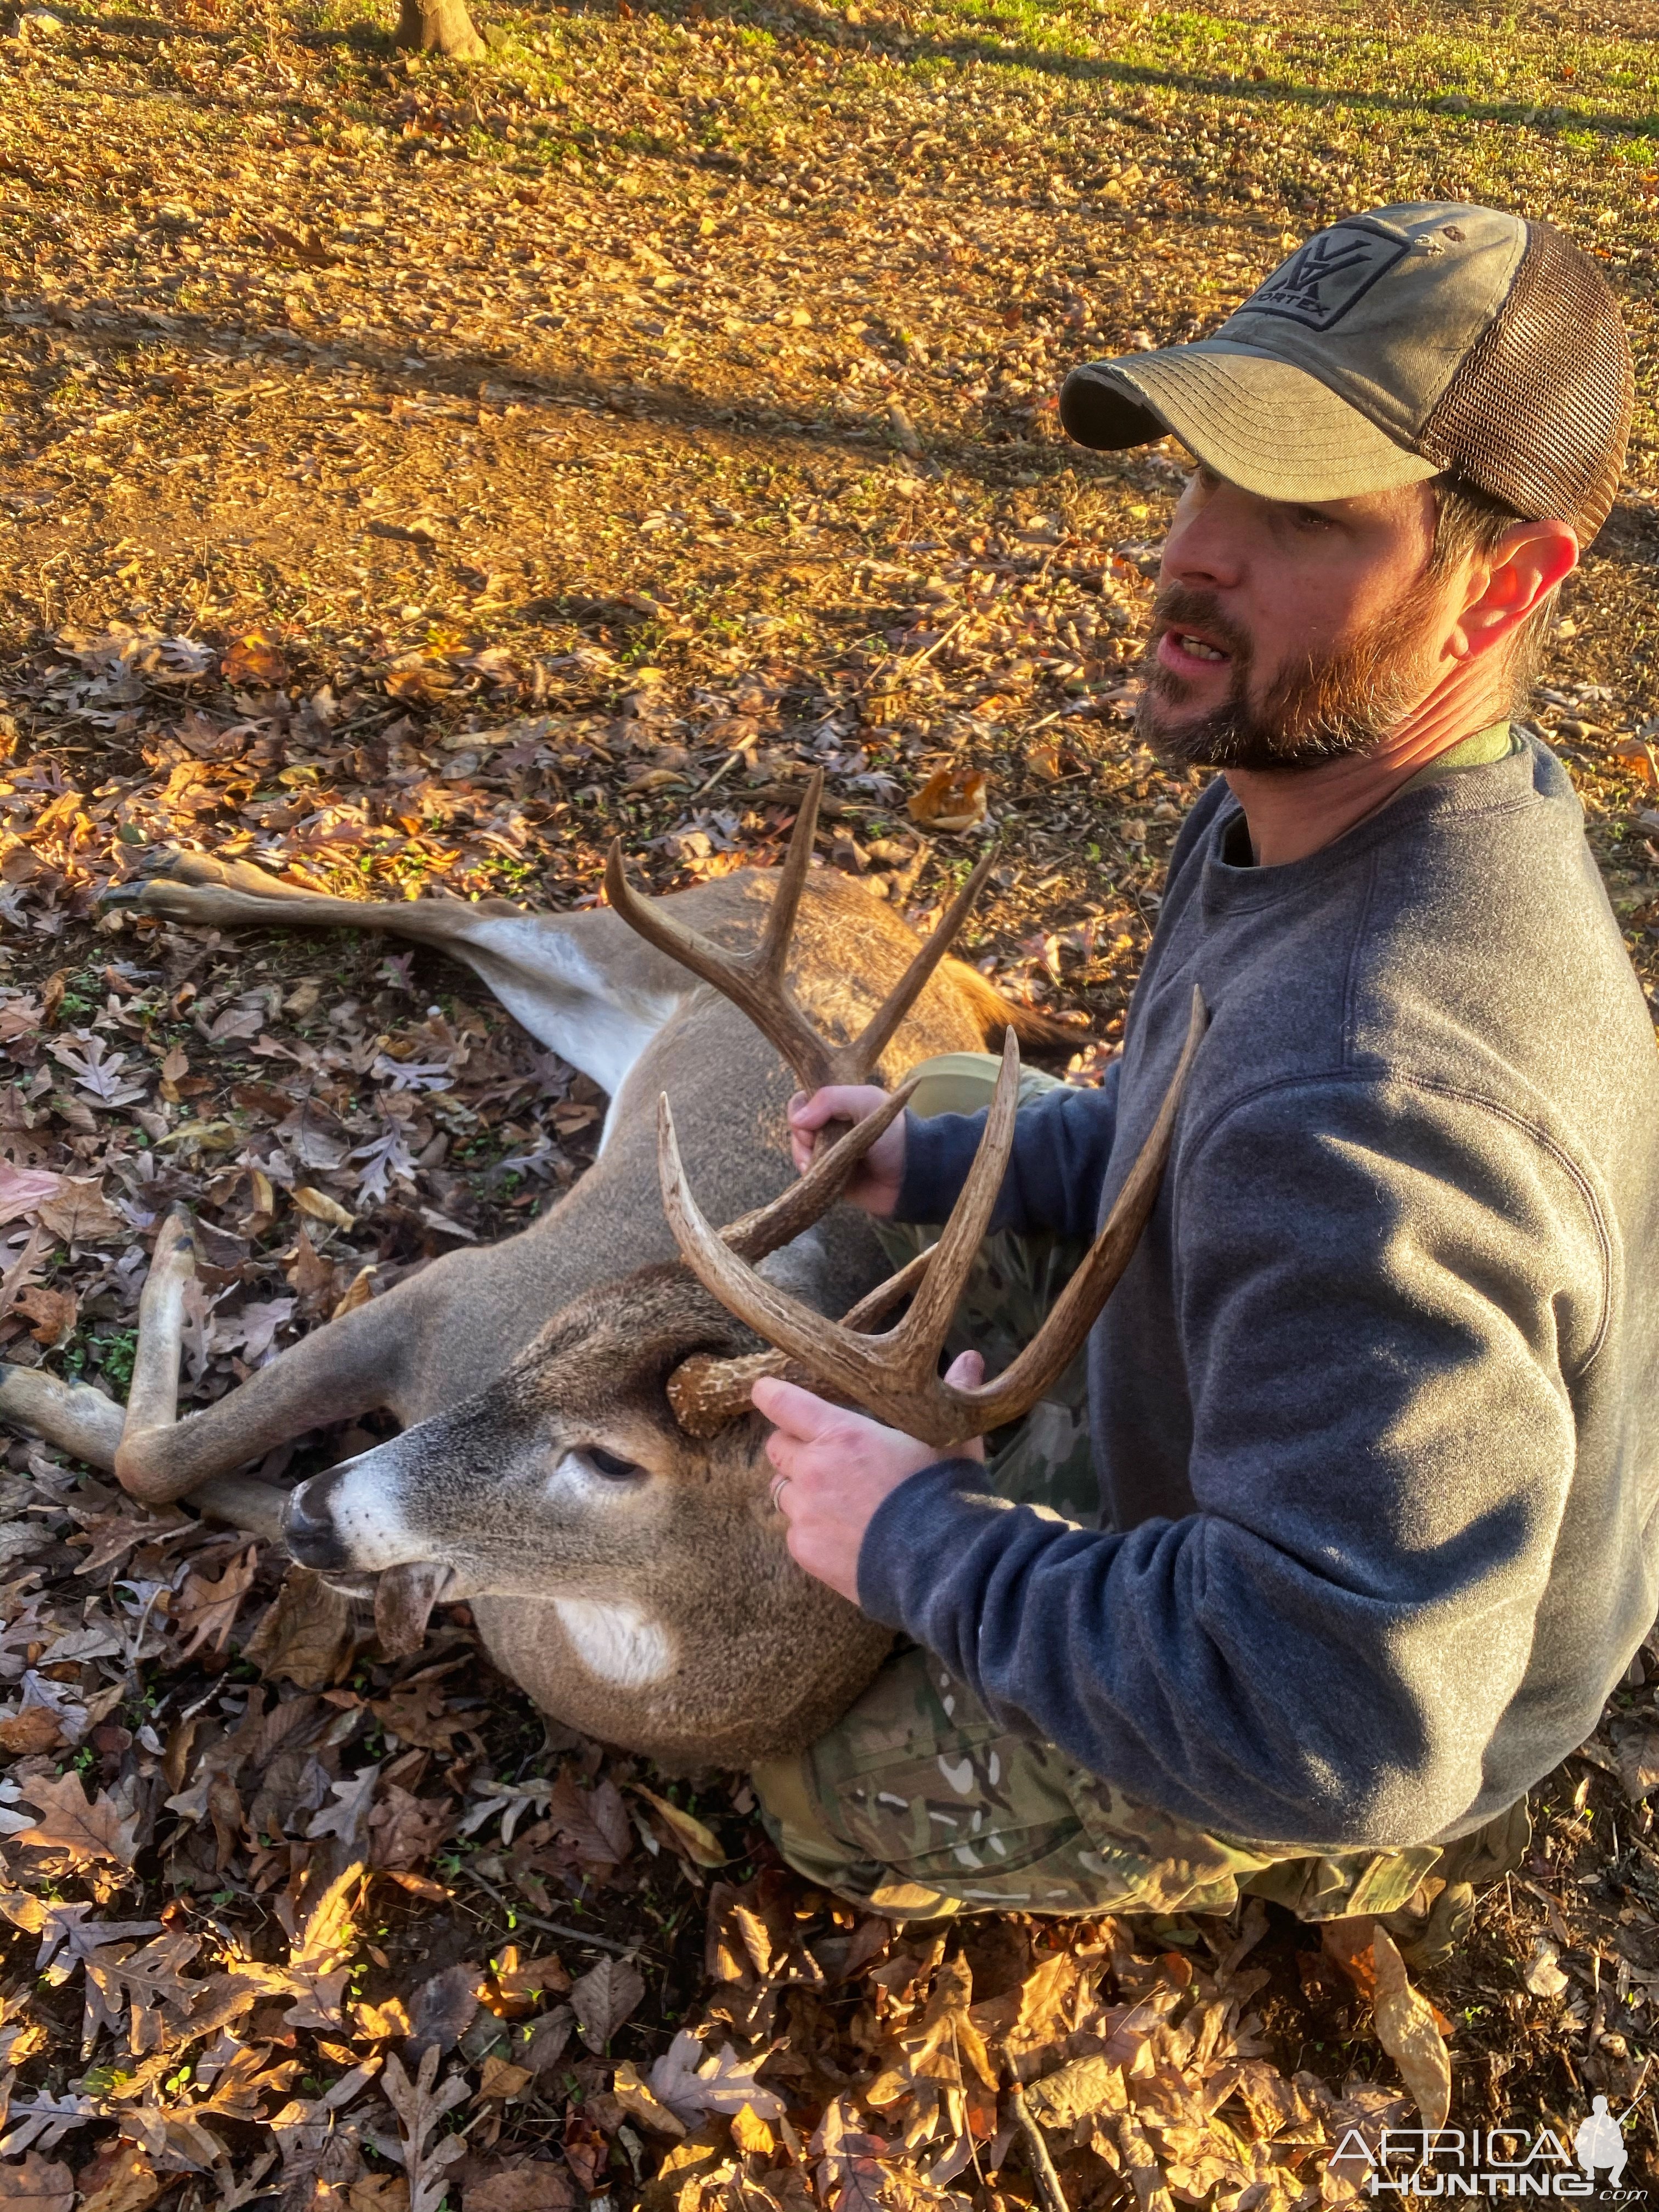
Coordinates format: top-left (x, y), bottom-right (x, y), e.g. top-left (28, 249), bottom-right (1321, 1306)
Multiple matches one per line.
top-left (1370, 1924), bottom-right (1453, 2132)
top-left (907, 763), bottom-right (989, 832)
top-left (381, 2047), bottom-right (469, 2212)
top-left (170, 1545), bottom-right (259, 1659)
top-left (12, 1771), bottom-right (139, 1870)
top-left (242, 1563), bottom-right (357, 1688)
top-left (571, 1955), bottom-right (646, 2053)
top-left (36, 1178), bottom-right (126, 1248)
top-left (0, 2153), bottom-right (73, 2212)
top-left (222, 633), bottom-right (289, 688)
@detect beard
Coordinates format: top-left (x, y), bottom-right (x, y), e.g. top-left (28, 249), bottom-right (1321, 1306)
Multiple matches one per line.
top-left (1135, 575), bottom-right (1443, 773)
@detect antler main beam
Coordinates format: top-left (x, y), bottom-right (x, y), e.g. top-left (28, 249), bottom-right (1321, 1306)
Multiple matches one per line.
top-left (605, 770), bottom-right (995, 1094)
top-left (660, 988), bottom-right (1209, 1452)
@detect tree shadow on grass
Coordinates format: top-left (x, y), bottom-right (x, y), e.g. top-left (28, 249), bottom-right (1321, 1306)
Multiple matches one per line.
top-left (22, 290), bottom-right (1101, 493)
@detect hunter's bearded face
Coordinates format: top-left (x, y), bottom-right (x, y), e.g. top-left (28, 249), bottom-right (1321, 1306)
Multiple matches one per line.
top-left (1136, 465), bottom-right (1451, 773)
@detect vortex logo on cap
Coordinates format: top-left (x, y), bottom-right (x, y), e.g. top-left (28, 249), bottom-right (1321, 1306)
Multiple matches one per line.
top-left (1247, 227), bottom-right (1411, 331)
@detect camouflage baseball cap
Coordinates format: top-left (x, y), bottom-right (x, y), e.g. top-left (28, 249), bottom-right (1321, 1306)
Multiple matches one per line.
top-left (1060, 202), bottom-right (1633, 543)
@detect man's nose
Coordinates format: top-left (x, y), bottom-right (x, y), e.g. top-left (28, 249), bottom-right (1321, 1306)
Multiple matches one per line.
top-left (1161, 488), bottom-right (1247, 592)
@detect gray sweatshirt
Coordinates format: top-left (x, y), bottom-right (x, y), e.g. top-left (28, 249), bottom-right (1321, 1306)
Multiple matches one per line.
top-left (862, 736), bottom-right (1659, 1848)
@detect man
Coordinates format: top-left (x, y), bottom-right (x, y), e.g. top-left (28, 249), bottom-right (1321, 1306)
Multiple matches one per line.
top-left (744, 202), bottom-right (1659, 1953)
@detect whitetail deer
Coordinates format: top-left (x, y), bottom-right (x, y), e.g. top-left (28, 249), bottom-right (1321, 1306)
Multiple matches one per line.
top-left (0, 779), bottom-right (1200, 1767)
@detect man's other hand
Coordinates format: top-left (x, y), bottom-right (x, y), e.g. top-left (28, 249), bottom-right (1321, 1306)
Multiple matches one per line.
top-left (787, 1085), bottom-right (907, 1211)
top-left (752, 1356), bottom-right (986, 1602)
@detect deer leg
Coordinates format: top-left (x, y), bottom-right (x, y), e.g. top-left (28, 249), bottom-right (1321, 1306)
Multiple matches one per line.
top-left (0, 1361), bottom-right (290, 1539)
top-left (88, 1211), bottom-right (290, 1528)
top-left (103, 847), bottom-right (515, 936)
top-left (106, 849), bottom-right (676, 1097)
top-left (67, 1206), bottom-right (420, 1508)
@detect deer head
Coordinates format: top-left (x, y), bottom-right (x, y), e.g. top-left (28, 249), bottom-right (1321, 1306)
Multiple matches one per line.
top-left (282, 1257), bottom-right (894, 1764)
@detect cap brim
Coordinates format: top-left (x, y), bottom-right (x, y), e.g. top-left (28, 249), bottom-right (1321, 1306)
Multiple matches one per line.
top-left (1060, 344), bottom-right (1441, 503)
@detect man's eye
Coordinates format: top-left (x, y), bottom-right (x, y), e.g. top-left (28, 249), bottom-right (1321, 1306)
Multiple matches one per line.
top-left (586, 1446), bottom-right (640, 1480)
top-left (1293, 507), bottom-right (1335, 531)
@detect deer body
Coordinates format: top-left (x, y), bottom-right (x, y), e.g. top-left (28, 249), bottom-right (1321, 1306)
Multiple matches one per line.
top-left (2, 849), bottom-right (1021, 1764)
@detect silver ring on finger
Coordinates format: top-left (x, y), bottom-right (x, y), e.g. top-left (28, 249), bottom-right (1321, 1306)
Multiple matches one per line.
top-left (770, 1473), bottom-right (792, 1513)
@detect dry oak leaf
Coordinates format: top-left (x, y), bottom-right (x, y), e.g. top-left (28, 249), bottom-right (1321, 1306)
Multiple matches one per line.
top-left (37, 1178), bottom-right (125, 1246)
top-left (0, 2152), bottom-right (73, 2212)
top-left (611, 2059), bottom-right (687, 2140)
top-left (1026, 2053), bottom-right (1128, 2129)
top-left (354, 1995), bottom-right (415, 2042)
top-left (381, 2046), bottom-right (469, 2212)
top-left (560, 2115), bottom-right (608, 2197)
top-left (223, 632), bottom-right (289, 687)
top-left (172, 1545), bottom-right (258, 1660)
top-left (14, 1284), bottom-right (76, 1348)
top-left (73, 2142), bottom-right (162, 2212)
top-left (244, 1564), bottom-right (356, 1690)
top-left (647, 2028), bottom-right (786, 2126)
top-left (907, 765), bottom-right (988, 832)
top-left (371, 1681), bottom-right (473, 1753)
top-left (1371, 1924), bottom-right (1452, 2132)
top-left (482, 1945), bottom-right (570, 2018)
top-left (571, 1954), bottom-right (647, 2053)
top-left (344, 2181), bottom-right (408, 2212)
top-left (473, 2056), bottom-right (533, 2106)
top-left (464, 2158), bottom-right (576, 2212)
top-left (0, 1708), bottom-right (64, 1756)
top-left (13, 1769), bottom-right (139, 1867)
top-left (629, 1783), bottom-right (726, 1869)
top-left (870, 1952), bottom-right (997, 2102)
top-left (368, 1784), bottom-right (453, 1872)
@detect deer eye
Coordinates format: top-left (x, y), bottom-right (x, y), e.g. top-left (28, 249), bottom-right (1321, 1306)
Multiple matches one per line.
top-left (585, 1446), bottom-right (641, 1480)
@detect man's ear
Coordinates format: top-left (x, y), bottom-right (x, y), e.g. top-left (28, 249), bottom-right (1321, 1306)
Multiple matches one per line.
top-left (1451, 519), bottom-right (1579, 663)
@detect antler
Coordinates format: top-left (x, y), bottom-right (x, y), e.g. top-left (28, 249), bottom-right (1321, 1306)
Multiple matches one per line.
top-left (660, 986), bottom-right (1209, 1452)
top-left (605, 769), bottom-right (995, 1093)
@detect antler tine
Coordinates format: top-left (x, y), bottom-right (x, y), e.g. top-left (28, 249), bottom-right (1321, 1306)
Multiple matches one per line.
top-left (660, 986), bottom-right (1209, 1451)
top-left (841, 850), bottom-right (997, 1083)
top-left (657, 1046), bottom-right (1022, 1450)
top-left (610, 771), bottom-right (996, 1095)
top-left (960, 983), bottom-right (1208, 1431)
top-left (754, 764), bottom-right (822, 988)
top-left (720, 1076), bottom-right (919, 1263)
top-left (872, 1026), bottom-right (1020, 1369)
top-left (603, 771), bottom-right (838, 1091)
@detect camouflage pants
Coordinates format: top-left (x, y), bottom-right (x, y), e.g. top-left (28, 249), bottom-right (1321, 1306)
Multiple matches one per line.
top-left (752, 1052), bottom-right (1528, 1926)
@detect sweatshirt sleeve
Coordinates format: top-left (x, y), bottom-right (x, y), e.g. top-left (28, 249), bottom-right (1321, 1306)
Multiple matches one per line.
top-left (859, 1075), bottom-right (1605, 1848)
top-left (895, 1059), bottom-right (1121, 1238)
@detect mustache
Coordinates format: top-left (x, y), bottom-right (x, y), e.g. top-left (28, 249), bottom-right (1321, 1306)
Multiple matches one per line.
top-left (1148, 585), bottom-right (1254, 669)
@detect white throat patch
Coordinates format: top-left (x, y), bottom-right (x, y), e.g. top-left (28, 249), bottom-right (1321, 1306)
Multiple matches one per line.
top-left (552, 1596), bottom-right (674, 1688)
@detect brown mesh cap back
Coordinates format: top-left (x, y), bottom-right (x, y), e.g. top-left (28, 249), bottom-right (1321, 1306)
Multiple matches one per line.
top-left (1420, 218), bottom-right (1633, 544)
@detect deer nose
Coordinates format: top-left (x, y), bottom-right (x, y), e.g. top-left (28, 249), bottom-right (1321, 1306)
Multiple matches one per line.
top-left (283, 1467), bottom-right (352, 1571)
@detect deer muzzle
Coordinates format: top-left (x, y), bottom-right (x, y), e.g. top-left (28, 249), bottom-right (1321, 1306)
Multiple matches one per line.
top-left (283, 1465), bottom-right (357, 1572)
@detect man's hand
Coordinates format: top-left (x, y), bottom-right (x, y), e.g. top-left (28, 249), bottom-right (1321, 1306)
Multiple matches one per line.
top-left (787, 1085), bottom-right (906, 1213)
top-left (752, 1355), bottom-right (985, 1602)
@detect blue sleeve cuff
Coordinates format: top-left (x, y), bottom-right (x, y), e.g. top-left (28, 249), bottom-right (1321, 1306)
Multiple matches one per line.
top-left (855, 1458), bottom-right (1014, 1629)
